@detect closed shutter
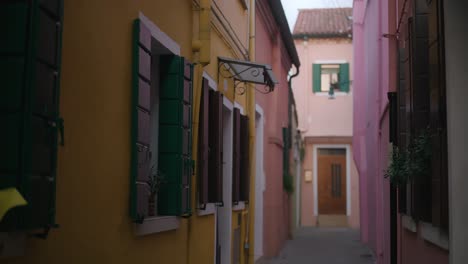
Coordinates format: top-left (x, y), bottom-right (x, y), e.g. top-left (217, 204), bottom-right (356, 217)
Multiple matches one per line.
top-left (198, 78), bottom-right (210, 205)
top-left (158, 55), bottom-right (193, 216)
top-left (313, 64), bottom-right (321, 93)
top-left (339, 63), bottom-right (350, 92)
top-left (397, 44), bottom-right (408, 213)
top-left (232, 108), bottom-right (241, 204)
top-left (208, 90), bottom-right (223, 204)
top-left (239, 115), bottom-right (250, 202)
top-left (0, 0), bottom-right (64, 231)
top-left (130, 19), bottom-right (152, 221)
top-left (428, 0), bottom-right (448, 229)
top-left (410, 1), bottom-right (431, 222)
top-left (388, 92), bottom-right (398, 145)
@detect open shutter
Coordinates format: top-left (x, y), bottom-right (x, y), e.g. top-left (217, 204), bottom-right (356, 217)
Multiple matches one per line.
top-left (130, 19), bottom-right (152, 221)
top-left (0, 0), bottom-right (64, 231)
top-left (208, 90), bottom-right (223, 204)
top-left (198, 78), bottom-right (210, 205)
top-left (312, 64), bottom-right (321, 93)
top-left (339, 63), bottom-right (350, 92)
top-left (158, 55), bottom-right (193, 216)
top-left (397, 45), bottom-right (408, 213)
top-left (239, 115), bottom-right (250, 202)
top-left (388, 92), bottom-right (398, 144)
top-left (232, 108), bottom-right (241, 204)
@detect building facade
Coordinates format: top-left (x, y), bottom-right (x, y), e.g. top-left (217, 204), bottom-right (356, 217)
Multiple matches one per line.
top-left (292, 8), bottom-right (360, 229)
top-left (0, 0), bottom-right (298, 263)
top-left (352, 0), bottom-right (464, 263)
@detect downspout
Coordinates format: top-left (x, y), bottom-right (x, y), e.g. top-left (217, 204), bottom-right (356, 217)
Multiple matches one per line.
top-left (189, 1), bottom-right (211, 264)
top-left (245, 0), bottom-right (256, 263)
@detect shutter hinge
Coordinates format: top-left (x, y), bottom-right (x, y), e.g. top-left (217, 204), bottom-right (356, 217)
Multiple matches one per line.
top-left (30, 224), bottom-right (60, 240)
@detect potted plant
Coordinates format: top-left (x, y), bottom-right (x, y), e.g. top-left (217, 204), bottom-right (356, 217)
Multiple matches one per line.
top-left (147, 166), bottom-right (165, 217)
top-left (385, 129), bottom-right (432, 187)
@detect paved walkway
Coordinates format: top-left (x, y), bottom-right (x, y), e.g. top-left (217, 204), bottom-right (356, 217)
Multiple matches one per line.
top-left (262, 227), bottom-right (374, 264)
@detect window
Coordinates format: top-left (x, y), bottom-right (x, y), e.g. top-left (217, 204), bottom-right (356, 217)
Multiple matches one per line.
top-left (313, 63), bottom-right (350, 93)
top-left (0, 1), bottom-right (64, 232)
top-left (130, 19), bottom-right (193, 223)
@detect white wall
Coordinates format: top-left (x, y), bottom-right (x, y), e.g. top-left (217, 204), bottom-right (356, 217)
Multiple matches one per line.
top-left (445, 1), bottom-right (468, 263)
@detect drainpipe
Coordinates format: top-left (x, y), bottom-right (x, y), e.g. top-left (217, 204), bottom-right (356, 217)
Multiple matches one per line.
top-left (245, 0), bottom-right (256, 263)
top-left (199, 0), bottom-right (211, 65)
top-left (189, 1), bottom-right (211, 264)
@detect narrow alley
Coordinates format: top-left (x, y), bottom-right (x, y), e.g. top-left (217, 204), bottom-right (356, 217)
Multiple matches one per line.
top-left (262, 228), bottom-right (374, 264)
top-left (1, 0), bottom-right (466, 263)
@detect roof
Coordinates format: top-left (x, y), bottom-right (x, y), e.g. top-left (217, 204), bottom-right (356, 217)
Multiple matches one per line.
top-left (268, 0), bottom-right (300, 67)
top-left (293, 8), bottom-right (353, 38)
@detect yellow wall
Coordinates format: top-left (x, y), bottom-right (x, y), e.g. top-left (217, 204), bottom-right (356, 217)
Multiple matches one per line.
top-left (4, 0), bottom-right (253, 263)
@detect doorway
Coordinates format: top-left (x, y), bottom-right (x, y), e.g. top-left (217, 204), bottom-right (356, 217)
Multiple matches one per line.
top-left (313, 145), bottom-right (351, 227)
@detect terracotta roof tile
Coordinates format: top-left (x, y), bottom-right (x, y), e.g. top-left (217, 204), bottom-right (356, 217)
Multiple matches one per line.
top-left (293, 8), bottom-right (353, 38)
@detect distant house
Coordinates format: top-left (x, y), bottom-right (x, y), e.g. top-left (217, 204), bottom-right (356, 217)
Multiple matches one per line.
top-left (291, 8), bottom-right (360, 229)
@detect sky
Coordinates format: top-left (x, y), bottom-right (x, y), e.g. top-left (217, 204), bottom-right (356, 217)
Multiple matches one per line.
top-left (280, 0), bottom-right (353, 30)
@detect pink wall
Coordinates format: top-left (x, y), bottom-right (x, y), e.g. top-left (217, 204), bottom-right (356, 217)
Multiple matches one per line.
top-left (353, 0), bottom-right (449, 263)
top-left (293, 39), bottom-right (353, 137)
top-left (255, 1), bottom-right (293, 258)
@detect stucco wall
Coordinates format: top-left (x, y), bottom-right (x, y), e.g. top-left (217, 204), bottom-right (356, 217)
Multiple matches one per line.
top-left (293, 38), bottom-right (353, 137)
top-left (444, 1), bottom-right (468, 263)
top-left (255, 3), bottom-right (292, 257)
top-left (3, 1), bottom-right (251, 263)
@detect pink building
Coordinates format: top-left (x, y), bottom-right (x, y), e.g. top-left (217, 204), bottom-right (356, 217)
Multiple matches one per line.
top-left (353, 0), bottom-right (452, 263)
top-left (292, 8), bottom-right (360, 229)
top-left (254, 0), bottom-right (300, 260)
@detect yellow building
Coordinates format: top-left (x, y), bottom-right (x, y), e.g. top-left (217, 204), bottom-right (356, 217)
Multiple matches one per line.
top-left (0, 0), bottom-right (279, 263)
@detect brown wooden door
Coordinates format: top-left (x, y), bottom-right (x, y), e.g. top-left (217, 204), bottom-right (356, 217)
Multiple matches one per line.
top-left (318, 149), bottom-right (346, 214)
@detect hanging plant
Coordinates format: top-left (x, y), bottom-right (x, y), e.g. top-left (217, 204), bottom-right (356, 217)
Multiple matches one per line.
top-left (283, 173), bottom-right (294, 195)
top-left (385, 129), bottom-right (432, 187)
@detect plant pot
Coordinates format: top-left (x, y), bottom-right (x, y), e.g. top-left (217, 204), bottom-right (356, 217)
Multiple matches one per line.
top-left (148, 196), bottom-right (156, 217)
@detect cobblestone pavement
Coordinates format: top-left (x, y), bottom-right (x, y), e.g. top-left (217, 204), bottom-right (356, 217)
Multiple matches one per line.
top-left (259, 227), bottom-right (375, 264)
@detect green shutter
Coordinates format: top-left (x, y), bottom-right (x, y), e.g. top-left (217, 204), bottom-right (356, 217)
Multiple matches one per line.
top-left (340, 63), bottom-right (350, 92)
top-left (0, 0), bottom-right (64, 231)
top-left (158, 55), bottom-right (193, 217)
top-left (130, 19), bottom-right (152, 222)
top-left (313, 64), bottom-right (321, 93)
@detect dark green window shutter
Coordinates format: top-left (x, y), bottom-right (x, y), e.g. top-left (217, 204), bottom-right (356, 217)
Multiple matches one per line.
top-left (232, 108), bottom-right (241, 204)
top-left (130, 19), bottom-right (152, 222)
top-left (239, 115), bottom-right (249, 202)
top-left (339, 63), bottom-right (350, 92)
top-left (312, 64), bottom-right (321, 93)
top-left (208, 90), bottom-right (224, 204)
top-left (0, 0), bottom-right (64, 231)
top-left (198, 78), bottom-right (210, 205)
top-left (158, 55), bottom-right (193, 217)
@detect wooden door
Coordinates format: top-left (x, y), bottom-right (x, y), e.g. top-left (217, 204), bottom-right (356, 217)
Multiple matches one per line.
top-left (318, 149), bottom-right (346, 214)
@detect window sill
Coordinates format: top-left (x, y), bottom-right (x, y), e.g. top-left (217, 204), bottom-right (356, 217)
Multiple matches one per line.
top-left (233, 201), bottom-right (245, 211)
top-left (420, 222), bottom-right (449, 250)
top-left (314, 92), bottom-right (351, 96)
top-left (402, 214), bottom-right (417, 233)
top-left (134, 216), bottom-right (179, 236)
top-left (198, 203), bottom-right (216, 216)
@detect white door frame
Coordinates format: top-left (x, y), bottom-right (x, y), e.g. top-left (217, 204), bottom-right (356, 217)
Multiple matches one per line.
top-left (254, 104), bottom-right (265, 261)
top-left (313, 144), bottom-right (351, 216)
top-left (217, 97), bottom-right (233, 264)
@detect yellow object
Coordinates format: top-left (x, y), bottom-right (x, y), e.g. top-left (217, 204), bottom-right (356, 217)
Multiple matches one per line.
top-left (0, 188), bottom-right (27, 220)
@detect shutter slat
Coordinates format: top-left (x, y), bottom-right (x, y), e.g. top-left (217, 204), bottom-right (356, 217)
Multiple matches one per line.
top-left (198, 79), bottom-right (210, 204)
top-left (208, 90), bottom-right (224, 203)
top-left (232, 108), bottom-right (241, 203)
